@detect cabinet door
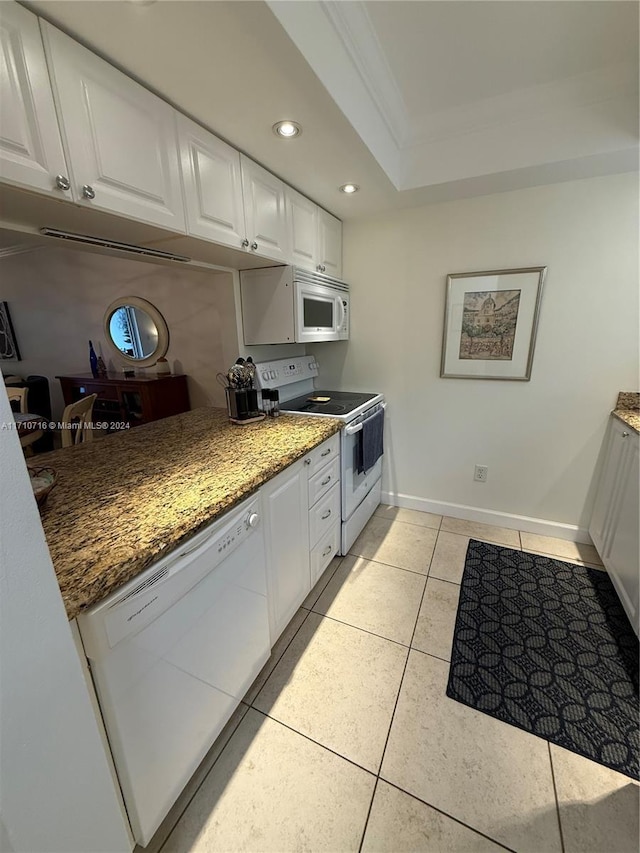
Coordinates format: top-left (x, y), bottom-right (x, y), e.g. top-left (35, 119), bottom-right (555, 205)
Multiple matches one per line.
top-left (41, 22), bottom-right (185, 232)
top-left (607, 431), bottom-right (639, 634)
top-left (177, 115), bottom-right (247, 250)
top-left (317, 208), bottom-right (342, 278)
top-left (286, 186), bottom-right (317, 271)
top-left (262, 460), bottom-right (310, 642)
top-left (589, 418), bottom-right (626, 557)
top-left (240, 155), bottom-right (290, 262)
top-left (0, 4), bottom-right (70, 195)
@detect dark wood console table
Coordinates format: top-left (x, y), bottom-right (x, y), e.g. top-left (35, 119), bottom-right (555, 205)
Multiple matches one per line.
top-left (57, 373), bottom-right (190, 429)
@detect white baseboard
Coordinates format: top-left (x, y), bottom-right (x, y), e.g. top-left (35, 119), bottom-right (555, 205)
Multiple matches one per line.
top-left (381, 490), bottom-right (593, 544)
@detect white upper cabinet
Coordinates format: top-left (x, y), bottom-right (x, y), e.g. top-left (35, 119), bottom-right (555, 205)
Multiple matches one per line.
top-left (317, 208), bottom-right (342, 278)
top-left (41, 22), bottom-right (185, 232)
top-left (177, 115), bottom-right (247, 250)
top-left (0, 4), bottom-right (70, 196)
top-left (240, 155), bottom-right (290, 262)
top-left (286, 186), bottom-right (318, 271)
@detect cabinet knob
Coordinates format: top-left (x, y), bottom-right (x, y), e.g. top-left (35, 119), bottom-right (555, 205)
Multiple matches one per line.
top-left (317, 264), bottom-right (326, 273)
top-left (55, 174), bottom-right (70, 191)
top-left (304, 458), bottom-right (311, 466)
top-left (82, 184), bottom-right (96, 200)
top-left (622, 431), bottom-right (630, 437)
top-left (241, 238), bottom-right (249, 248)
top-left (250, 241), bottom-right (258, 251)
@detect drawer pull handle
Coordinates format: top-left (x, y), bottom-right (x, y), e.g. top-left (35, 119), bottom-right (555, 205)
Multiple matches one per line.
top-left (622, 431), bottom-right (630, 437)
top-left (321, 448), bottom-right (331, 457)
top-left (304, 458), bottom-right (311, 466)
top-left (322, 545), bottom-right (332, 557)
top-left (321, 509), bottom-right (332, 520)
top-left (321, 476), bottom-right (331, 486)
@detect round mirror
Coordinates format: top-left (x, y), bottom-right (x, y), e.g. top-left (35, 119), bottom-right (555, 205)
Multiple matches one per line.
top-left (104, 296), bottom-right (169, 367)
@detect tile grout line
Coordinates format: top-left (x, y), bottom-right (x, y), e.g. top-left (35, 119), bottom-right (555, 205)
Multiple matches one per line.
top-left (380, 779), bottom-right (517, 853)
top-left (357, 777), bottom-right (379, 853)
top-left (249, 609), bottom-right (312, 708)
top-left (548, 742), bottom-right (566, 853)
top-left (346, 551), bottom-right (435, 578)
top-left (155, 704), bottom-right (250, 853)
top-left (371, 539), bottom-right (435, 779)
top-left (250, 707), bottom-right (378, 778)
top-left (303, 557), bottom-right (344, 610)
top-left (307, 609), bottom-right (421, 650)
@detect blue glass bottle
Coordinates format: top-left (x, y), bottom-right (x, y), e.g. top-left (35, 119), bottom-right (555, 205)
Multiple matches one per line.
top-left (89, 340), bottom-right (99, 378)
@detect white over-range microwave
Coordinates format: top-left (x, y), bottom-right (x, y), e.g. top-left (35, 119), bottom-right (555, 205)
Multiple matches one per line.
top-left (240, 266), bottom-right (349, 344)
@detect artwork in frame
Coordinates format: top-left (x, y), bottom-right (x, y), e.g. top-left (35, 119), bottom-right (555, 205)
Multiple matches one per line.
top-left (441, 266), bottom-right (546, 381)
top-left (0, 301), bottom-right (21, 361)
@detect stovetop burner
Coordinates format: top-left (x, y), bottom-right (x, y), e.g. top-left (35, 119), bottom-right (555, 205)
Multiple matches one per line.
top-left (282, 390), bottom-right (379, 417)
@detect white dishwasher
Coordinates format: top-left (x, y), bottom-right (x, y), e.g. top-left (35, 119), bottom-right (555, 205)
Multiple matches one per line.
top-left (77, 493), bottom-right (270, 847)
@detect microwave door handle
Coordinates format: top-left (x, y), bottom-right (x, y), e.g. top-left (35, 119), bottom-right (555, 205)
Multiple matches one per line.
top-left (336, 297), bottom-right (346, 330)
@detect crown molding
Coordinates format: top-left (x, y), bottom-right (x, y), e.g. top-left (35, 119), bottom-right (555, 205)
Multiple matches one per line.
top-left (267, 0), bottom-right (403, 186)
top-left (406, 61), bottom-right (639, 149)
top-left (320, 1), bottom-right (410, 148)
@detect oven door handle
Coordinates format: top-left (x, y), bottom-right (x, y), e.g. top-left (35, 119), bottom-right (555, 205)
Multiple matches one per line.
top-left (345, 402), bottom-right (385, 435)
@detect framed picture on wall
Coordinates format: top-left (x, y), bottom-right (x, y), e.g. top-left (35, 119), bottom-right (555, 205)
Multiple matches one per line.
top-left (0, 301), bottom-right (21, 361)
top-left (440, 266), bottom-right (547, 381)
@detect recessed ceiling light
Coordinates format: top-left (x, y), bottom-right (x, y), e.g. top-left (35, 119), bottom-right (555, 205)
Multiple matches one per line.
top-left (339, 183), bottom-right (359, 194)
top-left (273, 121), bottom-right (302, 138)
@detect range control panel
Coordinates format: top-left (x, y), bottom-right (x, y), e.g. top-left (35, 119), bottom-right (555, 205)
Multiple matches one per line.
top-left (254, 357), bottom-right (319, 390)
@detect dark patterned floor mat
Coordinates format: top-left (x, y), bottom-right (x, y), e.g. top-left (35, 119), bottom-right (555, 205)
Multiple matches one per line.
top-left (446, 540), bottom-right (639, 780)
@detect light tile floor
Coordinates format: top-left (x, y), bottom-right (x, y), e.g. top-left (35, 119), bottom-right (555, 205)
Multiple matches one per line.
top-left (152, 511), bottom-right (639, 853)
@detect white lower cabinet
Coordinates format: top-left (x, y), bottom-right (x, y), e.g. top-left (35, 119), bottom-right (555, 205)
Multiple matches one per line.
top-left (261, 457), bottom-right (310, 642)
top-left (262, 434), bottom-right (341, 643)
top-left (589, 416), bottom-right (639, 635)
top-left (304, 435), bottom-right (341, 587)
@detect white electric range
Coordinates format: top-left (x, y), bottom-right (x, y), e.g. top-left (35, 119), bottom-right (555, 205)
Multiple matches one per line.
top-left (255, 357), bottom-right (385, 554)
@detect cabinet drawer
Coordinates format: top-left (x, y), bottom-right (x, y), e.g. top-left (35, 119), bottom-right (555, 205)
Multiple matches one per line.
top-left (308, 457), bottom-right (340, 507)
top-left (310, 524), bottom-right (340, 586)
top-left (309, 483), bottom-right (340, 548)
top-left (304, 434), bottom-right (340, 478)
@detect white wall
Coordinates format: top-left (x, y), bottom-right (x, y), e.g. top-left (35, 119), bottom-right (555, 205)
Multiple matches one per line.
top-left (311, 173), bottom-right (639, 537)
top-left (0, 377), bottom-right (132, 853)
top-left (0, 247), bottom-right (240, 419)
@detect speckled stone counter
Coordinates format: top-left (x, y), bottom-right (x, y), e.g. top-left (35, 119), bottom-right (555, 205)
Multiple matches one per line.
top-left (612, 391), bottom-right (640, 434)
top-left (34, 408), bottom-right (342, 620)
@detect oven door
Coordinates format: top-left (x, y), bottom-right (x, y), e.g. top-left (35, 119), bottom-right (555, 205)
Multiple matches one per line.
top-left (294, 281), bottom-right (343, 343)
top-left (341, 404), bottom-right (385, 520)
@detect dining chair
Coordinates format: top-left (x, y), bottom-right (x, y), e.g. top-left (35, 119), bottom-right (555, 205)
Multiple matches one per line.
top-left (7, 387), bottom-right (45, 454)
top-left (61, 394), bottom-right (98, 448)
top-left (7, 386), bottom-right (28, 413)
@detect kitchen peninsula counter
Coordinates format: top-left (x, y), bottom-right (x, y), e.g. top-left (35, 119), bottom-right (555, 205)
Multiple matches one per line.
top-left (35, 408), bottom-right (342, 620)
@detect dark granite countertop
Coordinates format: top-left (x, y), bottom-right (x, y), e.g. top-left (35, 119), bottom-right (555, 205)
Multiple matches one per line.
top-left (34, 408), bottom-right (342, 620)
top-left (612, 391), bottom-right (640, 434)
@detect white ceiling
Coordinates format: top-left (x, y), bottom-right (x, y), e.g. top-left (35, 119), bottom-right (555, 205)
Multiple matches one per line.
top-left (24, 0), bottom-right (639, 220)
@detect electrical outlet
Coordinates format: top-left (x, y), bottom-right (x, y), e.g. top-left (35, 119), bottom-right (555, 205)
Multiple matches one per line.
top-left (474, 465), bottom-right (488, 482)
